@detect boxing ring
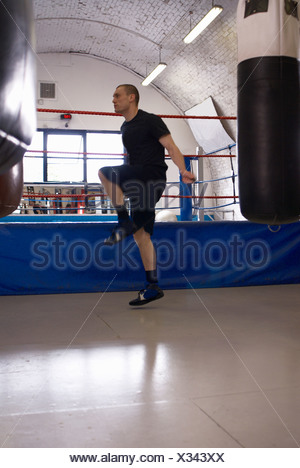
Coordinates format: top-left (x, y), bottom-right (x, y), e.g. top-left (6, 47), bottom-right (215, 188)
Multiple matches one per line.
top-left (1, 108), bottom-right (300, 296)
top-left (2, 107), bottom-right (239, 221)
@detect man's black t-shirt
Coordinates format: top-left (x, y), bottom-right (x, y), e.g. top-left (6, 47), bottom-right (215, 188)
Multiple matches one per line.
top-left (121, 109), bottom-right (169, 174)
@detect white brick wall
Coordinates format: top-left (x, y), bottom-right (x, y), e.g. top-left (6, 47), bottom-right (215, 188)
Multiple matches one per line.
top-left (34, 0), bottom-right (238, 128)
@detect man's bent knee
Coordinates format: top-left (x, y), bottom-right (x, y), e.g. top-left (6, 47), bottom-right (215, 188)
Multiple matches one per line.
top-left (133, 228), bottom-right (150, 245)
top-left (98, 167), bottom-right (107, 180)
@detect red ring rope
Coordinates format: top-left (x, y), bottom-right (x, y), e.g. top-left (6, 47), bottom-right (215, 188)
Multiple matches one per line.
top-left (22, 192), bottom-right (238, 200)
top-left (37, 108), bottom-right (237, 120)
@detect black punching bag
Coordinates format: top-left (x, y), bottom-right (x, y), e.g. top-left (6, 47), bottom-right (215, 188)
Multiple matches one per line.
top-left (237, 0), bottom-right (300, 224)
top-left (0, 0), bottom-right (36, 217)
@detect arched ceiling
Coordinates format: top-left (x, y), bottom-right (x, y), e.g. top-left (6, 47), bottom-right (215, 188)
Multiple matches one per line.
top-left (33, 0), bottom-right (238, 115)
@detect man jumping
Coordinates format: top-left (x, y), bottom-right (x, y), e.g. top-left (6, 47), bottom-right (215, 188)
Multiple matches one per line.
top-left (98, 84), bottom-right (195, 306)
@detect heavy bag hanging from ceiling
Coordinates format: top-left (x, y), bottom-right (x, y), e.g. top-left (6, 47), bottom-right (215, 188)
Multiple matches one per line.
top-left (0, 0), bottom-right (36, 217)
top-left (237, 0), bottom-right (300, 224)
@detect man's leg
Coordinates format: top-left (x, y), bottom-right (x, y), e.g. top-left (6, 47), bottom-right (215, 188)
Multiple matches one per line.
top-left (129, 227), bottom-right (164, 306)
top-left (98, 168), bottom-right (134, 245)
top-left (133, 227), bottom-right (156, 271)
top-left (98, 169), bottom-right (124, 206)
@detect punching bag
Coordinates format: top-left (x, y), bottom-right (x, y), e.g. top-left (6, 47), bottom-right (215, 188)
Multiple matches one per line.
top-left (0, 0), bottom-right (36, 217)
top-left (237, 0), bottom-right (300, 224)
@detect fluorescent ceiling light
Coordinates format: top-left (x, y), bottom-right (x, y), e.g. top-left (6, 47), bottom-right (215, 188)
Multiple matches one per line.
top-left (141, 63), bottom-right (167, 86)
top-left (183, 6), bottom-right (223, 44)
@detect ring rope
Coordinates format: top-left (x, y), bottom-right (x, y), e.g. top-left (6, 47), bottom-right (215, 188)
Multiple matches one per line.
top-left (21, 202), bottom-right (237, 213)
top-left (194, 175), bottom-right (237, 184)
top-left (37, 108), bottom-right (237, 120)
top-left (22, 192), bottom-right (239, 200)
top-left (204, 143), bottom-right (236, 155)
top-left (193, 201), bottom-right (238, 211)
top-left (161, 195), bottom-right (238, 199)
top-left (26, 149), bottom-right (236, 159)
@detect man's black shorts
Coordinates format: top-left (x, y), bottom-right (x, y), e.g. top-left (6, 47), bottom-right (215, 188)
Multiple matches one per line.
top-left (100, 164), bottom-right (166, 235)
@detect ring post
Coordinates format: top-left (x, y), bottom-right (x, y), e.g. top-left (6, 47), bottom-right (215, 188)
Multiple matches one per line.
top-left (180, 156), bottom-right (193, 221)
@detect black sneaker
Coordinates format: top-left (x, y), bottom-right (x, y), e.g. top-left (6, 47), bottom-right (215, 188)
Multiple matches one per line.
top-left (104, 219), bottom-right (135, 246)
top-left (129, 284), bottom-right (164, 306)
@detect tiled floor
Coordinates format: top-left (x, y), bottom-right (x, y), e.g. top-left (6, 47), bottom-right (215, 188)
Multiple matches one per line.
top-left (0, 284), bottom-right (299, 448)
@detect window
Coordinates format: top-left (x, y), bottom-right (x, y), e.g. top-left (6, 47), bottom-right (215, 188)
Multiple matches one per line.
top-left (86, 132), bottom-right (123, 183)
top-left (23, 129), bottom-right (123, 184)
top-left (47, 133), bottom-right (84, 183)
top-left (23, 131), bottom-right (44, 182)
